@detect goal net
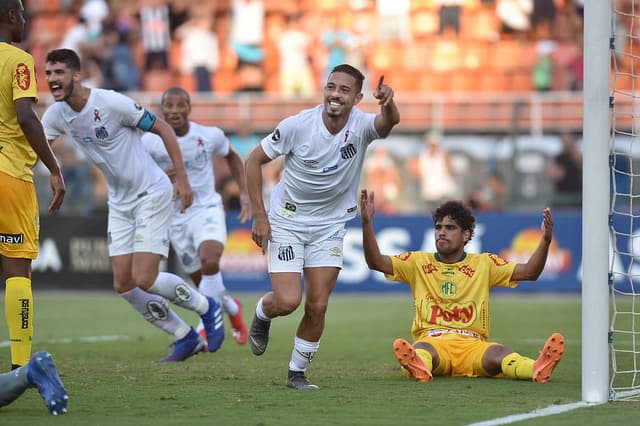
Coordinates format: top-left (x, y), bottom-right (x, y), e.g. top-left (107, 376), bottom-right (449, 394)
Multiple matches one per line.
top-left (609, 0), bottom-right (640, 402)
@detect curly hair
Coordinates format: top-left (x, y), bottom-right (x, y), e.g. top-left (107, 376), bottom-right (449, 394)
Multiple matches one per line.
top-left (432, 201), bottom-right (476, 242)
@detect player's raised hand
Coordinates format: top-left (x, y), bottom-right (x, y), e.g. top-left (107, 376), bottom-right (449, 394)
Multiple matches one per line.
top-left (541, 207), bottom-right (554, 243)
top-left (360, 189), bottom-right (376, 225)
top-left (373, 75), bottom-right (394, 107)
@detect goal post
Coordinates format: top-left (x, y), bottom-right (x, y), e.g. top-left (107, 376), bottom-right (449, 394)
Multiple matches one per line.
top-left (582, 0), bottom-right (611, 404)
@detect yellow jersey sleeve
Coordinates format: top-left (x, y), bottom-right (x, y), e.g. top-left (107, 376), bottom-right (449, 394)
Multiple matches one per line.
top-left (0, 43), bottom-right (39, 181)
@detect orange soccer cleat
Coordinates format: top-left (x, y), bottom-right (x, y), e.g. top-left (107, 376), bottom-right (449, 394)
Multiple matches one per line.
top-left (393, 338), bottom-right (433, 382)
top-left (533, 332), bottom-right (565, 383)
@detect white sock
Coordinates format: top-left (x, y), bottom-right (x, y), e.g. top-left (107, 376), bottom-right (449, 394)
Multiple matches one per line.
top-left (120, 287), bottom-right (190, 339)
top-left (288, 336), bottom-right (320, 372)
top-left (255, 296), bottom-right (270, 321)
top-left (147, 272), bottom-right (209, 315)
top-left (200, 273), bottom-right (238, 315)
top-left (198, 273), bottom-right (225, 299)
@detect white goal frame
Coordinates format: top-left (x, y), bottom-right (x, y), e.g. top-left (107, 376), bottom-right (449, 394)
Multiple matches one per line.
top-left (582, 0), bottom-right (610, 404)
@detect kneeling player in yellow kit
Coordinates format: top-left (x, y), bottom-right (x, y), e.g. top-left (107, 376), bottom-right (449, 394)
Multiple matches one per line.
top-left (360, 190), bottom-right (563, 383)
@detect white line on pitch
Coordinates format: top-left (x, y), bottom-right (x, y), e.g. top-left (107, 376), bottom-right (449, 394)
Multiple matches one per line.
top-left (0, 335), bottom-right (131, 347)
top-left (466, 401), bottom-right (595, 426)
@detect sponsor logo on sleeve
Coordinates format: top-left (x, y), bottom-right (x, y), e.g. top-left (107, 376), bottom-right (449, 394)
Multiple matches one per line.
top-left (15, 63), bottom-right (31, 90)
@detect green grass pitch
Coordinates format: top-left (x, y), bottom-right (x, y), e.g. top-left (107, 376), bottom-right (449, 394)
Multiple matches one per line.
top-left (1, 291), bottom-right (639, 425)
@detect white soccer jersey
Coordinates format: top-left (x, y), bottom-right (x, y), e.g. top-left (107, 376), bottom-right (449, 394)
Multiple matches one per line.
top-left (262, 105), bottom-right (379, 228)
top-left (42, 89), bottom-right (171, 208)
top-left (142, 121), bottom-right (229, 219)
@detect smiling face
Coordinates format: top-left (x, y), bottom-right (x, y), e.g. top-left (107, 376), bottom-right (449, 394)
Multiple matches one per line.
top-left (45, 60), bottom-right (78, 102)
top-left (161, 91), bottom-right (190, 136)
top-left (434, 215), bottom-right (470, 259)
top-left (322, 71), bottom-right (363, 119)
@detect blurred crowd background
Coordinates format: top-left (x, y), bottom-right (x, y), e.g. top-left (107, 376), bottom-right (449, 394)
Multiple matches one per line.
top-left (20, 0), bottom-right (613, 216)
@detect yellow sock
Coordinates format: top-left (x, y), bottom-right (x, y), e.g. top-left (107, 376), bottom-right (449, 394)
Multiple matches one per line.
top-left (501, 352), bottom-right (534, 380)
top-left (5, 277), bottom-right (33, 367)
top-left (415, 348), bottom-right (433, 371)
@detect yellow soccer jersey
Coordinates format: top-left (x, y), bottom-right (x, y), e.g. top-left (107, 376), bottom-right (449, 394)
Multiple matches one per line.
top-left (388, 251), bottom-right (518, 341)
top-left (0, 42), bottom-right (39, 182)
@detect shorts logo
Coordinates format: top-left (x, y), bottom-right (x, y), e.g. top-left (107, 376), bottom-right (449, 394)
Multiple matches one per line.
top-left (285, 202), bottom-right (296, 212)
top-left (347, 206), bottom-right (357, 213)
top-left (329, 246), bottom-right (342, 256)
top-left (19, 299), bottom-right (30, 328)
top-left (175, 284), bottom-right (192, 302)
top-left (15, 63), bottom-right (31, 90)
top-left (147, 300), bottom-right (168, 321)
top-left (0, 233), bottom-right (24, 244)
top-left (95, 126), bottom-right (109, 139)
top-left (340, 143), bottom-right (356, 159)
top-left (278, 244), bottom-right (295, 261)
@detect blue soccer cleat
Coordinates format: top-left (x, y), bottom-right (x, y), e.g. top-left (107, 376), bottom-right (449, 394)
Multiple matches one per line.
top-left (160, 328), bottom-right (206, 362)
top-left (201, 296), bottom-right (225, 352)
top-left (27, 351), bottom-right (69, 415)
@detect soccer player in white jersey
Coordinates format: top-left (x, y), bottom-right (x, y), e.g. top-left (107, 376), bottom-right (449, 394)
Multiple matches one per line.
top-left (41, 49), bottom-right (225, 361)
top-left (245, 64), bottom-right (400, 389)
top-left (142, 87), bottom-right (251, 345)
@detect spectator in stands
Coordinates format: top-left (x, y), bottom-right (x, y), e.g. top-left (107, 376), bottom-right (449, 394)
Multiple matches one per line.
top-left (321, 15), bottom-right (353, 82)
top-left (547, 132), bottom-right (582, 209)
top-left (360, 191), bottom-right (564, 384)
top-left (59, 14), bottom-right (90, 54)
top-left (138, 0), bottom-right (171, 71)
top-left (229, 120), bottom-right (260, 159)
top-left (175, 11), bottom-right (219, 92)
top-left (467, 168), bottom-right (508, 212)
top-left (277, 14), bottom-right (315, 97)
top-left (362, 146), bottom-right (403, 214)
top-left (230, 0), bottom-right (265, 67)
top-left (346, 10), bottom-right (373, 79)
top-left (437, 0), bottom-right (464, 37)
top-left (533, 40), bottom-right (555, 92)
top-left (376, 0), bottom-right (412, 42)
top-left (530, 0), bottom-right (556, 40)
top-left (496, 0), bottom-right (532, 36)
top-left (51, 137), bottom-right (93, 214)
top-left (406, 131), bottom-right (460, 213)
top-left (79, 0), bottom-right (109, 41)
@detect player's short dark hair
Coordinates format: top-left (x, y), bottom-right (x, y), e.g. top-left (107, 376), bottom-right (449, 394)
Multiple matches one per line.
top-left (330, 64), bottom-right (365, 93)
top-left (46, 48), bottom-right (81, 71)
top-left (161, 87), bottom-right (190, 105)
top-left (432, 201), bottom-right (476, 241)
top-left (0, 0), bottom-right (20, 15)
